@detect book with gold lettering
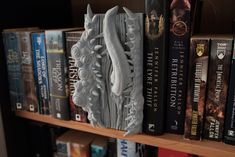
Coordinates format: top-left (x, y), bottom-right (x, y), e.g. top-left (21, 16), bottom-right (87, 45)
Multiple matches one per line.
top-left (143, 0), bottom-right (169, 136)
top-left (184, 35), bottom-right (209, 140)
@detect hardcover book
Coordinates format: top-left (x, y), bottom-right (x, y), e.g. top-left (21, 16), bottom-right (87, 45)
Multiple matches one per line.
top-left (224, 39), bottom-right (235, 145)
top-left (18, 30), bottom-right (39, 112)
top-left (166, 0), bottom-right (192, 134)
top-left (32, 32), bottom-right (50, 114)
top-left (203, 35), bottom-right (233, 141)
top-left (143, 0), bottom-right (169, 135)
top-left (2, 30), bottom-right (25, 110)
top-left (184, 36), bottom-right (209, 140)
top-left (65, 30), bottom-right (87, 122)
top-left (45, 28), bottom-right (79, 120)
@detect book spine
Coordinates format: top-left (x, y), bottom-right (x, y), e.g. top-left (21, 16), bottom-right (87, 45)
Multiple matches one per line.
top-left (117, 139), bottom-right (144, 157)
top-left (107, 138), bottom-right (117, 157)
top-left (204, 38), bottom-right (233, 141)
top-left (143, 0), bottom-right (169, 135)
top-left (184, 38), bottom-right (209, 140)
top-left (32, 33), bottom-right (50, 115)
top-left (46, 31), bottom-right (70, 120)
top-left (18, 32), bottom-right (39, 112)
top-left (2, 32), bottom-right (24, 110)
top-left (65, 31), bottom-right (87, 122)
top-left (166, 0), bottom-right (192, 134)
top-left (224, 40), bottom-right (235, 145)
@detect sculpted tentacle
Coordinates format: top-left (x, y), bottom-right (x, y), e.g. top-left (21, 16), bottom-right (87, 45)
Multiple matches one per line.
top-left (103, 6), bottom-right (131, 96)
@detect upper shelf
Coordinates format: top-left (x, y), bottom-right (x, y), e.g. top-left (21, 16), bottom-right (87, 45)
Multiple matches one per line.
top-left (15, 111), bottom-right (235, 157)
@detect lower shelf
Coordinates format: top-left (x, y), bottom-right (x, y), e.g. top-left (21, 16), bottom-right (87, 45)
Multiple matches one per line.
top-left (15, 111), bottom-right (235, 157)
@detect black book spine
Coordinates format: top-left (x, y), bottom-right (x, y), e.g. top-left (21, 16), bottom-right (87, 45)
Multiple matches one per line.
top-left (184, 37), bottom-right (209, 140)
top-left (224, 39), bottom-right (235, 145)
top-left (143, 0), bottom-right (169, 135)
top-left (166, 0), bottom-right (192, 134)
top-left (65, 31), bottom-right (87, 122)
top-left (204, 36), bottom-right (233, 141)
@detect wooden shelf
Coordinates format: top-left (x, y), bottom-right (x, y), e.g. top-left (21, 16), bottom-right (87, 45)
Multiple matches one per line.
top-left (15, 111), bottom-right (235, 157)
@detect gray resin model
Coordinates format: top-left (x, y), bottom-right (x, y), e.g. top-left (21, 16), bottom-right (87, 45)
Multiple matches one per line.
top-left (72, 4), bottom-right (144, 136)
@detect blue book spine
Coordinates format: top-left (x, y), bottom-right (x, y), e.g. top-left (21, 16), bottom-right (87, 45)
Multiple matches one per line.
top-left (32, 32), bottom-right (50, 115)
top-left (2, 31), bottom-right (24, 110)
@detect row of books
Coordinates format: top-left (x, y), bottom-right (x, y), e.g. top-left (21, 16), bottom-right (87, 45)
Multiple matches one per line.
top-left (26, 122), bottom-right (197, 157)
top-left (143, 0), bottom-right (235, 146)
top-left (184, 35), bottom-right (234, 144)
top-left (54, 130), bottom-right (196, 157)
top-left (2, 27), bottom-right (88, 122)
top-left (2, 0), bottom-right (235, 147)
top-left (143, 0), bottom-right (197, 135)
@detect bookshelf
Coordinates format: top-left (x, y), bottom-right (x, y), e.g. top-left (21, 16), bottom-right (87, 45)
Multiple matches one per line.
top-left (16, 111), bottom-right (235, 157)
top-left (1, 0), bottom-right (235, 157)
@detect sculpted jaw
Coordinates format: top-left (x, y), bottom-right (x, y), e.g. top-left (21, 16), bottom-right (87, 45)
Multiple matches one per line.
top-left (72, 4), bottom-right (144, 136)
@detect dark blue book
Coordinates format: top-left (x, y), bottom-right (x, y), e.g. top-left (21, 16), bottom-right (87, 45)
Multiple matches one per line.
top-left (32, 32), bottom-right (50, 115)
top-left (2, 30), bottom-right (25, 110)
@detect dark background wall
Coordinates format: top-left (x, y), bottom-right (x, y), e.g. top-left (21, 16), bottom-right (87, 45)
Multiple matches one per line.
top-left (70, 0), bottom-right (235, 34)
top-left (199, 0), bottom-right (235, 34)
top-left (0, 0), bottom-right (72, 156)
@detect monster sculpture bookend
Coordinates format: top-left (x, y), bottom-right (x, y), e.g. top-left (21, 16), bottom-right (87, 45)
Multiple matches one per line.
top-left (72, 4), bottom-right (144, 136)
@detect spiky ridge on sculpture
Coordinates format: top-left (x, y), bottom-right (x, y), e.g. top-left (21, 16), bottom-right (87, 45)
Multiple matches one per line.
top-left (123, 7), bottom-right (144, 136)
top-left (103, 6), bottom-right (132, 96)
top-left (72, 5), bottom-right (104, 127)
